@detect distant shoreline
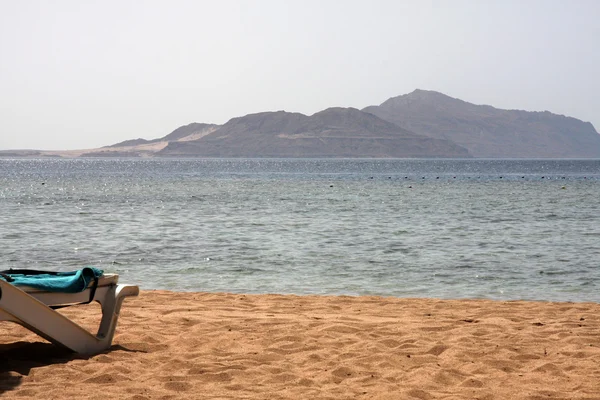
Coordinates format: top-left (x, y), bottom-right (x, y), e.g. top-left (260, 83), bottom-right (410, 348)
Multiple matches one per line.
top-left (2, 151), bottom-right (600, 160)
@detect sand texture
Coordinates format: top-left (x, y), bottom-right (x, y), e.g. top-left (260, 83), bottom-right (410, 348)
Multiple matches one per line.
top-left (2, 291), bottom-right (600, 399)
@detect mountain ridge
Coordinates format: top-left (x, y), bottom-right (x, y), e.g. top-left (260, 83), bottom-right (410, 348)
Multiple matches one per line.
top-left (156, 107), bottom-right (470, 158)
top-left (2, 90), bottom-right (598, 158)
top-left (363, 89), bottom-right (600, 158)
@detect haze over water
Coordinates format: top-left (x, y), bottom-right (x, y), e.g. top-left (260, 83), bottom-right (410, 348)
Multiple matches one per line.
top-left (1, 158), bottom-right (599, 302)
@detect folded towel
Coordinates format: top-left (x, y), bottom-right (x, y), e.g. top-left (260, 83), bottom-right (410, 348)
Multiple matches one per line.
top-left (0, 267), bottom-right (104, 293)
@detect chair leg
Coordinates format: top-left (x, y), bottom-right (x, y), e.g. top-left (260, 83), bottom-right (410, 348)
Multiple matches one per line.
top-left (0, 280), bottom-right (139, 355)
top-left (96, 284), bottom-right (140, 344)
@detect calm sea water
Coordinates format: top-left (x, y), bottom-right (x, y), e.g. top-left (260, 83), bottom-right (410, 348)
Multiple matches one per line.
top-left (1, 158), bottom-right (599, 302)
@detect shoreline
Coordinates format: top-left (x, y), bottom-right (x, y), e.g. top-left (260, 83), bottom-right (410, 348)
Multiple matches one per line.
top-left (2, 290), bottom-right (600, 399)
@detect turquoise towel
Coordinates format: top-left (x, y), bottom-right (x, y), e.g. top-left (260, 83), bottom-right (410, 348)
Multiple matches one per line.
top-left (0, 267), bottom-right (104, 293)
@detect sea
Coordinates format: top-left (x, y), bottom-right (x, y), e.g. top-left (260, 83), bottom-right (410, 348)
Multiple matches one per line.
top-left (1, 158), bottom-right (599, 303)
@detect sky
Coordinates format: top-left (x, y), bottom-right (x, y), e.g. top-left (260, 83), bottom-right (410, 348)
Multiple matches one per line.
top-left (1, 0), bottom-right (599, 150)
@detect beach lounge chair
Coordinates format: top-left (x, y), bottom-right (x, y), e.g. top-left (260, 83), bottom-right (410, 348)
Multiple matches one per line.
top-left (0, 267), bottom-right (139, 355)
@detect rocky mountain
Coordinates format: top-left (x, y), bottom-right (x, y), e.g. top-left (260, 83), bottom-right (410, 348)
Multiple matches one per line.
top-left (75, 123), bottom-right (221, 157)
top-left (155, 107), bottom-right (470, 158)
top-left (3, 90), bottom-right (598, 158)
top-left (106, 123), bottom-right (221, 148)
top-left (158, 123), bottom-right (221, 142)
top-left (363, 89), bottom-right (600, 158)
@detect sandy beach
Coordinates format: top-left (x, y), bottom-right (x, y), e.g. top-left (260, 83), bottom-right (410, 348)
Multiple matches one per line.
top-left (2, 291), bottom-right (600, 399)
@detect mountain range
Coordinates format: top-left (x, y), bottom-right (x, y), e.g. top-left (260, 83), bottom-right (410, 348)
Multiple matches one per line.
top-left (152, 107), bottom-right (469, 158)
top-left (3, 90), bottom-right (599, 158)
top-left (364, 90), bottom-right (600, 158)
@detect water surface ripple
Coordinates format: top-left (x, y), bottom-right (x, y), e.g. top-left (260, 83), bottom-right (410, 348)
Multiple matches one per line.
top-left (1, 158), bottom-right (599, 302)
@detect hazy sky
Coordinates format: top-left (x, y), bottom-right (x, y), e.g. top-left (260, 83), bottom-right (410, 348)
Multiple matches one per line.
top-left (1, 0), bottom-right (599, 150)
